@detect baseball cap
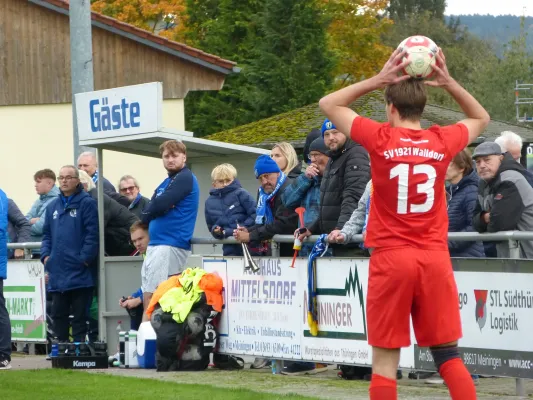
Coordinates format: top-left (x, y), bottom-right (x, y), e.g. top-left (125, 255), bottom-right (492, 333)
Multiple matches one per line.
top-left (472, 142), bottom-right (503, 159)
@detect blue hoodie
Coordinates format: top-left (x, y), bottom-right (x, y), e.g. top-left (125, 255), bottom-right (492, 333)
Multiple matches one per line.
top-left (26, 186), bottom-right (60, 242)
top-left (40, 185), bottom-right (99, 292)
top-left (0, 189), bottom-right (8, 280)
top-left (141, 166), bottom-right (199, 250)
top-left (205, 180), bottom-right (256, 256)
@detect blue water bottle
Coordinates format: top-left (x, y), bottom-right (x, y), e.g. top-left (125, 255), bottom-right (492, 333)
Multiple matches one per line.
top-left (51, 343), bottom-right (59, 358)
top-left (271, 359), bottom-right (279, 375)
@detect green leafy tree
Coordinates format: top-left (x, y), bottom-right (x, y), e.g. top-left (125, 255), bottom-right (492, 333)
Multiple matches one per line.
top-left (183, 0), bottom-right (262, 136)
top-left (244, 0), bottom-right (334, 120)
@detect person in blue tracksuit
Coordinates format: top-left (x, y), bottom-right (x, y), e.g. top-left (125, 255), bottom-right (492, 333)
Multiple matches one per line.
top-left (0, 189), bottom-right (12, 369)
top-left (140, 140), bottom-right (199, 319)
top-left (205, 163), bottom-right (256, 256)
top-left (40, 166), bottom-right (99, 342)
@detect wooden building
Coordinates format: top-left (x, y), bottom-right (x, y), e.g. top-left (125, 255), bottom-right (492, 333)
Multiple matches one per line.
top-left (0, 0), bottom-right (238, 211)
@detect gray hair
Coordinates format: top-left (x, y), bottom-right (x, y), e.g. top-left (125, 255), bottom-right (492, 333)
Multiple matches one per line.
top-left (495, 131), bottom-right (523, 152)
top-left (60, 165), bottom-right (79, 178)
top-left (78, 170), bottom-right (95, 191)
top-left (118, 175), bottom-right (140, 189)
top-left (77, 151), bottom-right (98, 166)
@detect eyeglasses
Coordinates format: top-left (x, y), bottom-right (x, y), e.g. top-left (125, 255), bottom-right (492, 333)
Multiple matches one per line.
top-left (308, 152), bottom-right (324, 160)
top-left (119, 186), bottom-right (137, 193)
top-left (57, 176), bottom-right (78, 182)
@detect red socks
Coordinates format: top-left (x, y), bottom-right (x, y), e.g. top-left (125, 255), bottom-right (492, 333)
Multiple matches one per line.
top-left (440, 358), bottom-right (477, 399)
top-left (369, 374), bottom-right (397, 400)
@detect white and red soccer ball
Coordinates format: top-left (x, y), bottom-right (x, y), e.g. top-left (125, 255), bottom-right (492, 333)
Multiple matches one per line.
top-left (397, 36), bottom-right (438, 79)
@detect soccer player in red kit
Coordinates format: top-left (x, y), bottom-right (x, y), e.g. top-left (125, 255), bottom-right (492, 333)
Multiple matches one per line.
top-left (320, 49), bottom-right (489, 400)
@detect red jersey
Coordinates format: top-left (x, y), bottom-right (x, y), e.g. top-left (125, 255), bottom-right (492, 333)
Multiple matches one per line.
top-left (351, 117), bottom-right (469, 250)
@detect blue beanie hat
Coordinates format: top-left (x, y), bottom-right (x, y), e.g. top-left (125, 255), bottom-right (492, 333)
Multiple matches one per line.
top-left (254, 154), bottom-right (281, 178)
top-left (321, 118), bottom-right (336, 137)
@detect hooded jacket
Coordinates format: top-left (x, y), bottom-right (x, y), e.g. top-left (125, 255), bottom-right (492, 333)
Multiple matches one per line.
top-left (41, 185), bottom-right (99, 292)
top-left (308, 139), bottom-right (370, 234)
top-left (26, 186), bottom-right (60, 242)
top-left (204, 180), bottom-right (256, 256)
top-left (446, 170), bottom-right (485, 258)
top-left (88, 188), bottom-right (138, 256)
top-left (473, 153), bottom-right (533, 259)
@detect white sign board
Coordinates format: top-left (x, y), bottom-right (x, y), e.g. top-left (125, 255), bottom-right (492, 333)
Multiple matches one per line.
top-left (5, 261), bottom-right (47, 342)
top-left (75, 82), bottom-right (163, 141)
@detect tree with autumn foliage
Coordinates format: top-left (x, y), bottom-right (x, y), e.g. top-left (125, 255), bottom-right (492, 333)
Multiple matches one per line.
top-left (90, 0), bottom-right (188, 41)
top-left (323, 0), bottom-right (393, 88)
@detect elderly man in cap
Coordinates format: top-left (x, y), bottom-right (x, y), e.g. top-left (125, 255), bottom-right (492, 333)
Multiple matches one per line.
top-left (234, 155), bottom-right (298, 257)
top-left (472, 141), bottom-right (533, 259)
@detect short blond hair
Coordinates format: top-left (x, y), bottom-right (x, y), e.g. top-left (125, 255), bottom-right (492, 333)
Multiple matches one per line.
top-left (211, 163), bottom-right (237, 181)
top-left (272, 142), bottom-right (299, 175)
top-left (78, 170), bottom-right (95, 191)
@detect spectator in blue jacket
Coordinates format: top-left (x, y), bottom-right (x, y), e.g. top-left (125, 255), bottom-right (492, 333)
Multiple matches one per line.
top-left (0, 189), bottom-right (11, 369)
top-left (446, 149), bottom-right (485, 258)
top-left (283, 137), bottom-right (330, 256)
top-left (26, 169), bottom-right (60, 248)
top-left (41, 165), bottom-right (99, 342)
top-left (205, 164), bottom-right (256, 256)
top-left (140, 140), bottom-right (199, 319)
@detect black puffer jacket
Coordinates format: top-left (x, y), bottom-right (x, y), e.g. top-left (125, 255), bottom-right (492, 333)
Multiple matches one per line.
top-left (89, 189), bottom-right (139, 256)
top-left (309, 139), bottom-right (370, 234)
top-left (249, 179), bottom-right (299, 256)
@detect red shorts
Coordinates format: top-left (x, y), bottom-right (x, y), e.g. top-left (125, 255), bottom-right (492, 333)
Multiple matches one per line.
top-left (367, 247), bottom-right (462, 348)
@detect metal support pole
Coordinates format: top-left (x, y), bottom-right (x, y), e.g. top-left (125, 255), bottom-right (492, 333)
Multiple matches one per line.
top-left (508, 239), bottom-right (526, 397)
top-left (97, 148), bottom-right (107, 342)
top-left (271, 241), bottom-right (280, 258)
top-left (69, 0), bottom-right (94, 162)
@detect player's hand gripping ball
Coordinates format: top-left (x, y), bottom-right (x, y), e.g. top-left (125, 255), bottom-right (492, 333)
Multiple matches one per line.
top-left (397, 35), bottom-right (438, 79)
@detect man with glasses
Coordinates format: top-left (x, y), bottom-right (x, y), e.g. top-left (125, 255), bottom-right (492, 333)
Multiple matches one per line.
top-left (40, 166), bottom-right (99, 343)
top-left (118, 175), bottom-right (150, 218)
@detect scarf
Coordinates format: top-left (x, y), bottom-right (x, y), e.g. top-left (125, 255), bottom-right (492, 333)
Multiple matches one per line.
top-left (307, 234), bottom-right (329, 337)
top-left (129, 193), bottom-right (143, 210)
top-left (92, 170), bottom-right (99, 184)
top-left (255, 172), bottom-right (287, 225)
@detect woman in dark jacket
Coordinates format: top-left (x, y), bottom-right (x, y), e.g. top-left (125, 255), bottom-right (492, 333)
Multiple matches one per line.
top-left (205, 164), bottom-right (257, 256)
top-left (446, 149), bottom-right (485, 258)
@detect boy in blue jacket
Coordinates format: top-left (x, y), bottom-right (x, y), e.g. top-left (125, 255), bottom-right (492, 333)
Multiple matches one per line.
top-left (205, 164), bottom-right (256, 256)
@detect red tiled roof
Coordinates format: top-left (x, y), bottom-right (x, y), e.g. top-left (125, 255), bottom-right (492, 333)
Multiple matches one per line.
top-left (37, 0), bottom-right (237, 72)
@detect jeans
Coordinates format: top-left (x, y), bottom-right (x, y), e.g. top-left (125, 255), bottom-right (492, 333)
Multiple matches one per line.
top-left (0, 280), bottom-right (11, 361)
top-left (50, 287), bottom-right (93, 342)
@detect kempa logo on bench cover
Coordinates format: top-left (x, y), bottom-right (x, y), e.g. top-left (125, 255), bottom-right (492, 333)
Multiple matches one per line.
top-left (73, 360), bottom-right (96, 368)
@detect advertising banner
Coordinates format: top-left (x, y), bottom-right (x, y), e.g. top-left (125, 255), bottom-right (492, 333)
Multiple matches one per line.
top-left (203, 257), bottom-right (304, 359)
top-left (414, 270), bottom-right (533, 378)
top-left (5, 261), bottom-right (47, 342)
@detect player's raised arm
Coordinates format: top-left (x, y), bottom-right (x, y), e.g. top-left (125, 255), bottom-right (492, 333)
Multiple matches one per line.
top-left (319, 49), bottom-right (410, 140)
top-left (426, 49), bottom-right (490, 144)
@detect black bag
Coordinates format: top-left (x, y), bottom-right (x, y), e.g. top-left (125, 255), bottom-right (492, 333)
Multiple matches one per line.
top-left (212, 354), bottom-right (245, 370)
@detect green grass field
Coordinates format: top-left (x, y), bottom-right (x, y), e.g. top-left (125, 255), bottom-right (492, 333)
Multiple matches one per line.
top-left (0, 370), bottom-right (319, 400)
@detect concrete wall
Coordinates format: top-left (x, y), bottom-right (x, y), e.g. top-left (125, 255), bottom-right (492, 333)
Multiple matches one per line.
top-left (0, 100), bottom-right (184, 213)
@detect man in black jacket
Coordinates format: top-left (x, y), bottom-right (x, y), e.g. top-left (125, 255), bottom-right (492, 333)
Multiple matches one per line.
top-left (299, 119), bottom-right (370, 256)
top-left (7, 199), bottom-right (31, 259)
top-left (234, 155), bottom-right (298, 257)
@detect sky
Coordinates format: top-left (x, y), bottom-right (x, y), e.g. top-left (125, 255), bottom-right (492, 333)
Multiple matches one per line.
top-left (445, 0), bottom-right (532, 17)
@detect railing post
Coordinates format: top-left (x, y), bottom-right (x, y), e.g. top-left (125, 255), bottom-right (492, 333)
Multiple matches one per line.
top-left (508, 239), bottom-right (525, 397)
top-left (271, 240), bottom-right (280, 258)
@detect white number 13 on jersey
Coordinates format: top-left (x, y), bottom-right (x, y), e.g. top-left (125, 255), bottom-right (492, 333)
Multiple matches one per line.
top-left (390, 163), bottom-right (436, 214)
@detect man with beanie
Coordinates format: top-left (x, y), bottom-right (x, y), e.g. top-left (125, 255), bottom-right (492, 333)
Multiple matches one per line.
top-left (298, 118), bottom-right (370, 256)
top-left (0, 188), bottom-right (11, 369)
top-left (234, 155), bottom-right (298, 257)
top-left (283, 137), bottom-right (330, 257)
